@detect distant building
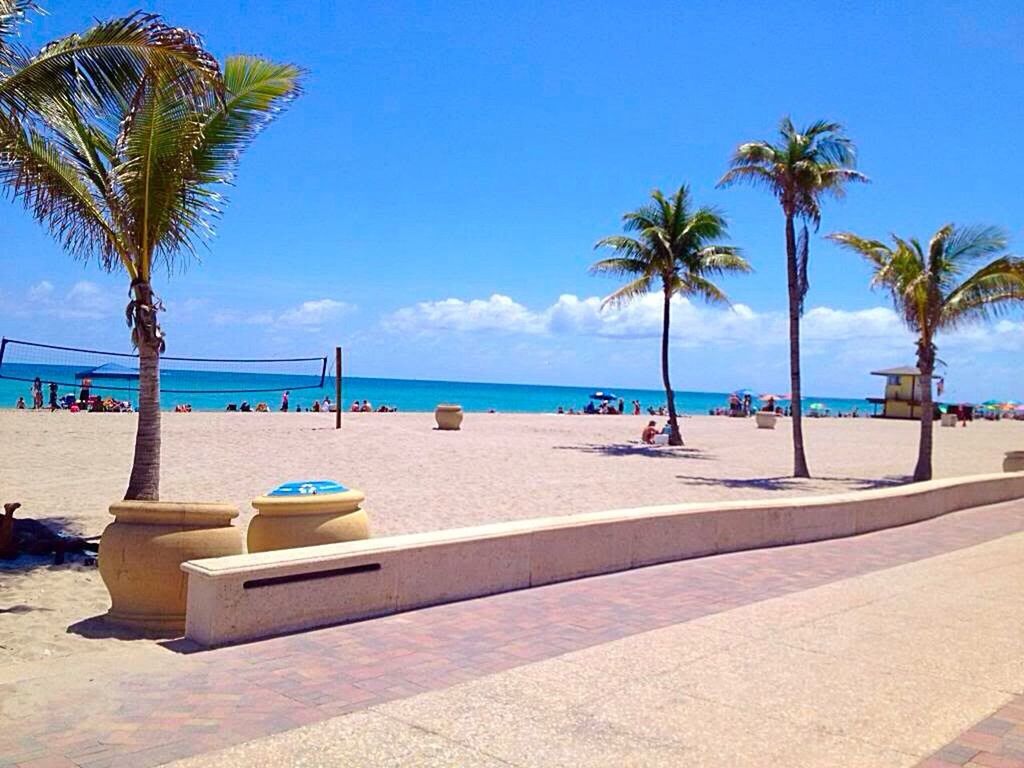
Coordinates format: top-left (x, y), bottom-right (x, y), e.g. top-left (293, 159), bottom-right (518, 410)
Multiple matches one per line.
top-left (867, 366), bottom-right (923, 419)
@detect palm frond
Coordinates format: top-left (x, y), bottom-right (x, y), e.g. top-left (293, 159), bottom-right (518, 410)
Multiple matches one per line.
top-left (192, 55), bottom-right (303, 186)
top-left (0, 12), bottom-right (221, 117)
top-left (602, 275), bottom-right (654, 308)
top-left (0, 113), bottom-right (125, 270)
top-left (0, 1), bottom-right (40, 71)
top-left (941, 256), bottom-right (1024, 327)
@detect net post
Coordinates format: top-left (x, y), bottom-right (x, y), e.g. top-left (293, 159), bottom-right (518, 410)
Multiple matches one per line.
top-left (335, 346), bottom-right (342, 430)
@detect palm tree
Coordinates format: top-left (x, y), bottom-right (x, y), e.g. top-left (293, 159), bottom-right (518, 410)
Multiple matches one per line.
top-left (829, 225), bottom-right (1024, 481)
top-left (591, 185), bottom-right (751, 445)
top-left (0, 49), bottom-right (303, 500)
top-left (718, 117), bottom-right (867, 478)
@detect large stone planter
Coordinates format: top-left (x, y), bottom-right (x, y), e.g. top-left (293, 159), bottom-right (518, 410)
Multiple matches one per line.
top-left (435, 403), bottom-right (464, 430)
top-left (99, 501), bottom-right (241, 633)
top-left (940, 412), bottom-right (958, 427)
top-left (1004, 451), bottom-right (1024, 473)
top-left (755, 411), bottom-right (777, 430)
top-left (248, 483), bottom-right (369, 553)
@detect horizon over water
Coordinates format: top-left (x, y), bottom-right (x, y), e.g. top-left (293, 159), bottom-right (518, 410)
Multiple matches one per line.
top-left (0, 363), bottom-right (874, 415)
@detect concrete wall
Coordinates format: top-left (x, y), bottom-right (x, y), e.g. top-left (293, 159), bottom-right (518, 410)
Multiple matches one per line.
top-left (182, 471), bottom-right (1024, 647)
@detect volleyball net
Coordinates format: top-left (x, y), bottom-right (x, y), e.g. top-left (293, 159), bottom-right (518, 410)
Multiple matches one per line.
top-left (0, 338), bottom-right (328, 399)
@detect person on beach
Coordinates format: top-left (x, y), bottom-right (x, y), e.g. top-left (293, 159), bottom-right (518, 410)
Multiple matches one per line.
top-left (956, 403), bottom-right (968, 427)
top-left (15, 396), bottom-right (26, 409)
top-left (240, 401), bottom-right (252, 412)
top-left (280, 391), bottom-right (289, 412)
top-left (633, 400), bottom-right (641, 415)
top-left (322, 397), bottom-right (333, 412)
top-left (48, 382), bottom-right (58, 411)
top-left (642, 420), bottom-right (658, 444)
top-left (31, 377), bottom-right (42, 409)
top-left (79, 378), bottom-right (91, 406)
top-left (618, 398), bottom-right (625, 414)
top-left (360, 400), bottom-right (372, 412)
top-left (350, 400), bottom-right (360, 412)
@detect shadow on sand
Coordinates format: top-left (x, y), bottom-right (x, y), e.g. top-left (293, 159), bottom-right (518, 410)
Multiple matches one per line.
top-left (674, 474), bottom-right (912, 492)
top-left (66, 615), bottom-right (180, 642)
top-left (554, 443), bottom-right (714, 460)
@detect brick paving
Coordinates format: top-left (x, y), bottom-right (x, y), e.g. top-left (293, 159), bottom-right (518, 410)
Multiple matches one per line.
top-left (917, 696), bottom-right (1024, 767)
top-left (2, 498), bottom-right (1024, 768)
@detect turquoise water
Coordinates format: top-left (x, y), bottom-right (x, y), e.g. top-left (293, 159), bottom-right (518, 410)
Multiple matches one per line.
top-left (0, 362), bottom-right (873, 415)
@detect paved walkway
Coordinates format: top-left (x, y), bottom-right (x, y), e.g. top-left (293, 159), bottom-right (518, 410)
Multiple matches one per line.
top-left (2, 498), bottom-right (1024, 767)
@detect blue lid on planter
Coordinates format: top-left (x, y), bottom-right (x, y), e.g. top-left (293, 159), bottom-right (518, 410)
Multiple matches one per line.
top-left (268, 480), bottom-right (349, 497)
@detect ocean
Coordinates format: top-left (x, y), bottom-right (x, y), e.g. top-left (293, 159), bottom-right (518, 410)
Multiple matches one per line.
top-left (0, 362), bottom-right (872, 415)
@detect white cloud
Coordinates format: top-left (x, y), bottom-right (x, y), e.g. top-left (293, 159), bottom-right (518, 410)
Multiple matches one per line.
top-left (277, 299), bottom-right (353, 328)
top-left (8, 279), bottom-right (119, 320)
top-left (28, 281), bottom-right (54, 301)
top-left (212, 298), bottom-right (353, 331)
top-left (382, 292), bottom-right (936, 352)
top-left (384, 294), bottom-right (545, 334)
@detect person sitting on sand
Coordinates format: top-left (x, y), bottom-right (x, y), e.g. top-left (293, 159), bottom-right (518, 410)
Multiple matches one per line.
top-left (15, 396), bottom-right (26, 409)
top-left (350, 400), bottom-right (360, 412)
top-left (240, 401), bottom-right (252, 412)
top-left (642, 420), bottom-right (658, 444)
top-left (360, 400), bottom-right (372, 412)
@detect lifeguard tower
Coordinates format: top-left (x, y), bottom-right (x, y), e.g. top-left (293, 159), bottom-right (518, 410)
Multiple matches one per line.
top-left (867, 366), bottom-right (923, 419)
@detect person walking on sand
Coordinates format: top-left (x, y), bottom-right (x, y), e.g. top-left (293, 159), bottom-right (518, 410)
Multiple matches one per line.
top-left (48, 382), bottom-right (58, 411)
top-left (280, 390), bottom-right (289, 412)
top-left (31, 377), bottom-right (42, 409)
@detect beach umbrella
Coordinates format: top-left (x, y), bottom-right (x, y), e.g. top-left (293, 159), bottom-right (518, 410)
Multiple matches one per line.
top-left (732, 388), bottom-right (759, 398)
top-left (589, 391), bottom-right (616, 401)
top-left (999, 401), bottom-right (1019, 411)
top-left (759, 393), bottom-right (790, 401)
top-left (808, 402), bottom-right (827, 411)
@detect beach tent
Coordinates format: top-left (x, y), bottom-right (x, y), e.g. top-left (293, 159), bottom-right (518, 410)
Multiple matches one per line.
top-left (75, 362), bottom-right (140, 381)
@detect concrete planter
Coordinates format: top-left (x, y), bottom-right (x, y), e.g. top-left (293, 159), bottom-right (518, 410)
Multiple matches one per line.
top-left (1004, 451), bottom-right (1024, 473)
top-left (755, 411), bottom-right (777, 430)
top-left (435, 404), bottom-right (464, 431)
top-left (99, 501), bottom-right (241, 633)
top-left (248, 488), bottom-right (370, 553)
top-left (940, 413), bottom-right (958, 427)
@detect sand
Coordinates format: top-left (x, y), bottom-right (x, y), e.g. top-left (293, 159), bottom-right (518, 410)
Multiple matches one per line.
top-left (1, 409), bottom-right (1022, 668)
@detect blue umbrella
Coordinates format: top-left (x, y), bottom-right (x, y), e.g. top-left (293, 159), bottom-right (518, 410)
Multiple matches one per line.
top-left (732, 388), bottom-right (760, 399)
top-left (590, 391), bottom-right (617, 400)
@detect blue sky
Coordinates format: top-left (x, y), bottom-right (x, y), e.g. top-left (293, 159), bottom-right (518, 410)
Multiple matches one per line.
top-left (2, 1), bottom-right (1023, 400)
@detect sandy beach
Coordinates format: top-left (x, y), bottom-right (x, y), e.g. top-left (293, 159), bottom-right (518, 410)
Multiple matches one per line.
top-left (2, 410), bottom-right (1022, 668)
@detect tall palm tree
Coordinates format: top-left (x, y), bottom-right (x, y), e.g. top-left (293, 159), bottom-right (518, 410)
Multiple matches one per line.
top-left (591, 185), bottom-right (751, 445)
top-left (829, 225), bottom-right (1024, 481)
top-left (0, 52), bottom-right (303, 500)
top-left (718, 117), bottom-right (867, 478)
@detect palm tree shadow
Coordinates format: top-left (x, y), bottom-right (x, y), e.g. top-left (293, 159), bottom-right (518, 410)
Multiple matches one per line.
top-left (554, 443), bottom-right (714, 460)
top-left (675, 474), bottom-right (912, 491)
top-left (0, 515), bottom-right (99, 572)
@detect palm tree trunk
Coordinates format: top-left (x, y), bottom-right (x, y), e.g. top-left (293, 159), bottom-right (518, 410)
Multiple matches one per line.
top-left (913, 341), bottom-right (935, 482)
top-left (785, 214), bottom-right (810, 478)
top-left (661, 285), bottom-right (683, 446)
top-left (124, 280), bottom-right (162, 501)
